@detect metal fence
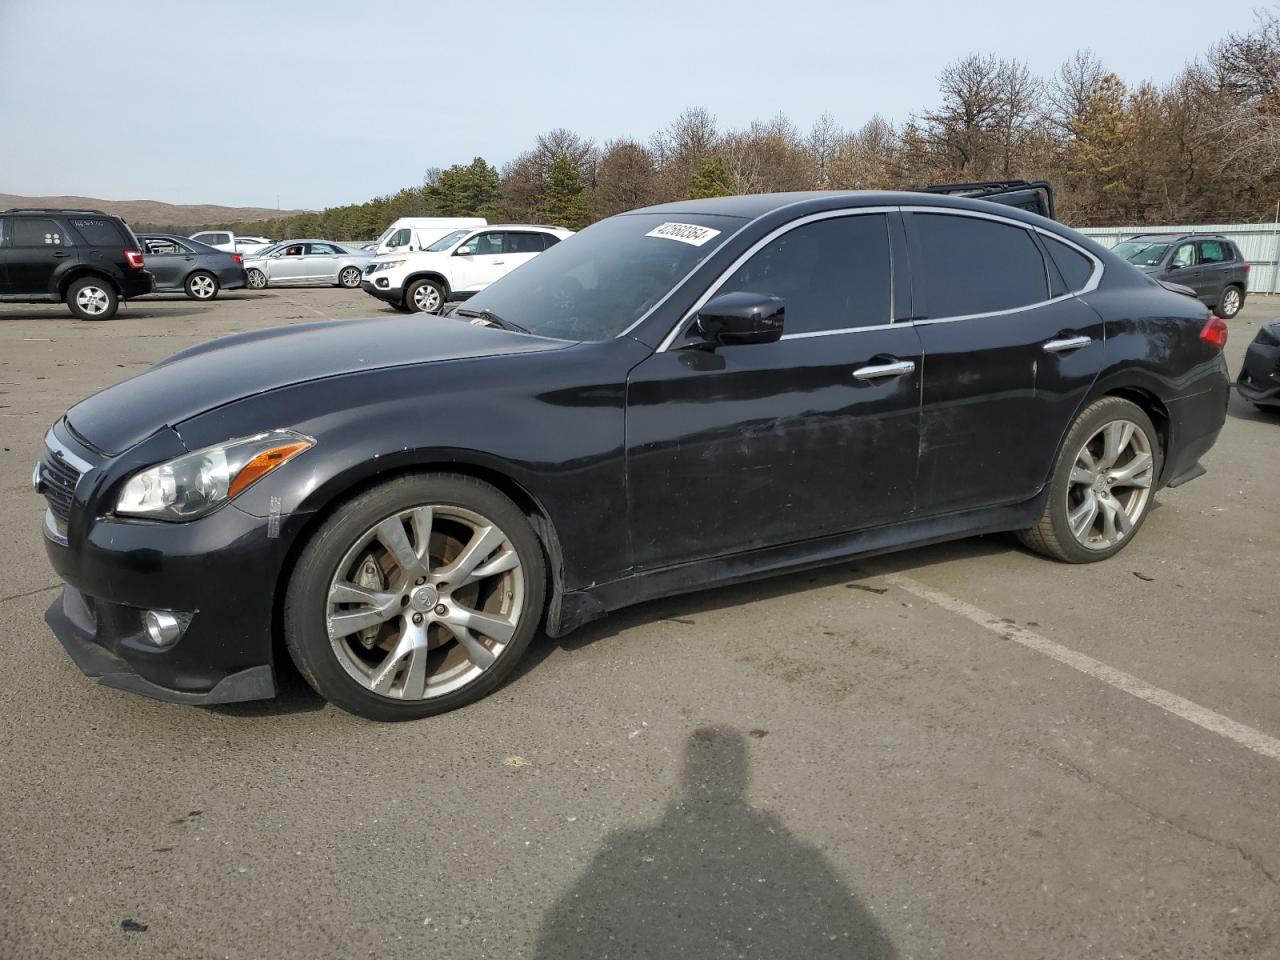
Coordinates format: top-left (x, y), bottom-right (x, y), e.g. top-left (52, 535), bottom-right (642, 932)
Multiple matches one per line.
top-left (1079, 223), bottom-right (1280, 294)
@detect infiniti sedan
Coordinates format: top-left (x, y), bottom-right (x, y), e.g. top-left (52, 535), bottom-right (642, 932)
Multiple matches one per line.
top-left (35, 192), bottom-right (1230, 720)
top-left (243, 239), bottom-right (375, 289)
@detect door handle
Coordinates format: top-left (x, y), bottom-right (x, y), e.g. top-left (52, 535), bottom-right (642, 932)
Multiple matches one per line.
top-left (52, 251), bottom-right (70, 259)
top-left (1043, 335), bottom-right (1092, 353)
top-left (852, 360), bottom-right (915, 380)
top-left (492, 260), bottom-right (505, 265)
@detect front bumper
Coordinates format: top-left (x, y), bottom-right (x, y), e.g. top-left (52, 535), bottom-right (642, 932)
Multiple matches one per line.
top-left (42, 499), bottom-right (291, 705)
top-left (361, 277), bottom-right (404, 306)
top-left (1237, 337), bottom-right (1280, 407)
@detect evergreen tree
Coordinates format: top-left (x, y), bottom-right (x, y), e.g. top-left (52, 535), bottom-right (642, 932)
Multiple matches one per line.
top-left (538, 156), bottom-right (594, 229)
top-left (688, 155), bottom-right (733, 199)
top-left (427, 157), bottom-right (500, 216)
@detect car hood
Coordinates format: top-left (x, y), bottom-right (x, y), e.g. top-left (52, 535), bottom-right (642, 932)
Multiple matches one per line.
top-left (65, 315), bottom-right (569, 456)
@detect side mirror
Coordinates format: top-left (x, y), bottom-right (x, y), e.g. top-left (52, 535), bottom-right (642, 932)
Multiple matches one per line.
top-left (694, 291), bottom-right (785, 346)
top-left (1167, 261), bottom-right (1181, 270)
top-left (454, 247), bottom-right (471, 256)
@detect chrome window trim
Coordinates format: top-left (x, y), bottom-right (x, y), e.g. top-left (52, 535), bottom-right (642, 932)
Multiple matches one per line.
top-left (655, 206), bottom-right (899, 353)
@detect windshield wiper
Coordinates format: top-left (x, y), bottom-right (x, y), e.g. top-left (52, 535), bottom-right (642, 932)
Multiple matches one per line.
top-left (453, 307), bottom-right (530, 334)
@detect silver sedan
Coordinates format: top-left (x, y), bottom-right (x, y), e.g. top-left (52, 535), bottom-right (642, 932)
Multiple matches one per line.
top-left (243, 240), bottom-right (376, 289)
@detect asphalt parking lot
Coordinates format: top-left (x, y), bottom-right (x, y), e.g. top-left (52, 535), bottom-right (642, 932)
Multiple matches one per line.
top-left (1, 289), bottom-right (1278, 959)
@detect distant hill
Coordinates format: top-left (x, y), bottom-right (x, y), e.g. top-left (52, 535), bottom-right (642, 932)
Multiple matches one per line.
top-left (0, 193), bottom-right (308, 229)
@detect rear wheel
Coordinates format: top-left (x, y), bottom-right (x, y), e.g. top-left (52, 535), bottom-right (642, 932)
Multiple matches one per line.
top-left (339, 266), bottom-right (362, 288)
top-left (1216, 284), bottom-right (1243, 319)
top-left (185, 271), bottom-right (219, 300)
top-left (1018, 397), bottom-right (1161, 563)
top-left (246, 268), bottom-right (268, 289)
top-left (65, 277), bottom-right (118, 321)
top-left (406, 278), bottom-right (444, 314)
top-left (284, 474), bottom-right (547, 721)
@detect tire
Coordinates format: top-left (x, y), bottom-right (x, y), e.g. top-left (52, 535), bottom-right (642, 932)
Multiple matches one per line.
top-left (246, 268), bottom-right (268, 290)
top-left (1017, 397), bottom-right (1162, 563)
top-left (284, 473), bottom-right (547, 721)
top-left (338, 266), bottom-right (363, 289)
top-left (65, 277), bottom-right (119, 321)
top-left (185, 271), bottom-right (219, 301)
top-left (405, 278), bottom-right (445, 314)
top-left (1216, 284), bottom-right (1243, 320)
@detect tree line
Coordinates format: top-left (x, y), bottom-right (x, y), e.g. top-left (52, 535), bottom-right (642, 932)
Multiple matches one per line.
top-left (181, 10), bottom-right (1280, 240)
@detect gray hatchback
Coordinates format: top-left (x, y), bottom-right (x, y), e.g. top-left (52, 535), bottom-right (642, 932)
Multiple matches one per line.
top-left (1110, 233), bottom-right (1250, 318)
top-left (138, 234), bottom-right (247, 301)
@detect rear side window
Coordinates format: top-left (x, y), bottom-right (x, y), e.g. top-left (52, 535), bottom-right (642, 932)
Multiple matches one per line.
top-left (70, 218), bottom-right (125, 246)
top-left (11, 218), bottom-right (71, 247)
top-left (1199, 240), bottom-right (1232, 263)
top-left (718, 213), bottom-right (892, 335)
top-left (307, 243), bottom-right (337, 255)
top-left (1042, 235), bottom-right (1095, 294)
top-left (910, 213), bottom-right (1047, 318)
top-left (504, 232), bottom-right (546, 254)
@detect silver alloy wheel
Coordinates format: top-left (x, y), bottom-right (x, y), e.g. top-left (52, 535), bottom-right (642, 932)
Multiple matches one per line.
top-left (247, 269), bottom-right (267, 289)
top-left (340, 267), bottom-right (361, 288)
top-left (326, 504), bottom-right (525, 700)
top-left (1219, 287), bottom-right (1241, 317)
top-left (1066, 419), bottom-right (1155, 550)
top-left (412, 283), bottom-right (441, 313)
top-left (189, 274), bottom-right (216, 298)
top-left (75, 285), bottom-right (110, 316)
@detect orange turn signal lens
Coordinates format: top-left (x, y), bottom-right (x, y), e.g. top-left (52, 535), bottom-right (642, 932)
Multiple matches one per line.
top-left (228, 440), bottom-right (312, 498)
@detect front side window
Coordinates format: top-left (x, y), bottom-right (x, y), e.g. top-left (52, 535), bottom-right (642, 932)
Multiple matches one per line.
top-left (281, 244), bottom-right (305, 257)
top-left (387, 229), bottom-right (410, 247)
top-left (458, 232), bottom-right (504, 256)
top-left (1199, 240), bottom-right (1231, 263)
top-left (11, 218), bottom-right (70, 247)
top-left (1171, 243), bottom-right (1196, 268)
top-left (911, 213), bottom-right (1047, 318)
top-left (716, 214), bottom-right (892, 335)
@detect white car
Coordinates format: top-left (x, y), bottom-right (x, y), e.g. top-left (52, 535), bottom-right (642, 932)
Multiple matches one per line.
top-left (189, 231), bottom-right (274, 256)
top-left (361, 225), bottom-right (573, 313)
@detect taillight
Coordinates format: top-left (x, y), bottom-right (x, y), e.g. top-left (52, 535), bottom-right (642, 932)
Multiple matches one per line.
top-left (232, 254), bottom-right (243, 264)
top-left (1244, 262), bottom-right (1251, 274)
top-left (1201, 315), bottom-right (1229, 349)
top-left (124, 249), bottom-right (144, 269)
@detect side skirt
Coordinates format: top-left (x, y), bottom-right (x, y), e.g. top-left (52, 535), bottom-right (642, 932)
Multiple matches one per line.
top-left (548, 494), bottom-right (1047, 636)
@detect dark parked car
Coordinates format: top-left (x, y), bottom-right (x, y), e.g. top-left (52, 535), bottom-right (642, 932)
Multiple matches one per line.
top-left (1237, 319), bottom-right (1280, 408)
top-left (35, 191), bottom-right (1230, 720)
top-left (0, 208), bottom-right (152, 320)
top-left (1110, 233), bottom-right (1250, 318)
top-left (138, 234), bottom-right (247, 301)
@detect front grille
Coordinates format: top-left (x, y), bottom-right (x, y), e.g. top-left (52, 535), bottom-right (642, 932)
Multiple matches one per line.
top-left (40, 449), bottom-right (82, 522)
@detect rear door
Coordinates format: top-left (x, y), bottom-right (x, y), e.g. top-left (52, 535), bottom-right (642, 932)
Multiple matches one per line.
top-left (5, 217), bottom-right (73, 295)
top-left (499, 231), bottom-right (549, 275)
top-left (1196, 239), bottom-right (1235, 304)
top-left (625, 210), bottom-right (923, 569)
top-left (905, 209), bottom-right (1105, 515)
top-left (302, 243), bottom-right (340, 282)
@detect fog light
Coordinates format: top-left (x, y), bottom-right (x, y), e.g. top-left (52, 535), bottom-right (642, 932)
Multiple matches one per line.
top-left (143, 610), bottom-right (183, 648)
top-left (376, 277), bottom-right (388, 288)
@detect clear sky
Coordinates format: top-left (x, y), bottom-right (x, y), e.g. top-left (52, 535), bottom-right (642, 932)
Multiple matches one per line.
top-left (0, 0), bottom-right (1266, 210)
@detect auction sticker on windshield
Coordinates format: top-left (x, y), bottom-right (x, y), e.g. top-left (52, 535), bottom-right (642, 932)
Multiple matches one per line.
top-left (645, 222), bottom-right (722, 246)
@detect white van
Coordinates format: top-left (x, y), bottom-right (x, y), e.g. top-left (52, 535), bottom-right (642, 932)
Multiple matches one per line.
top-left (374, 217), bottom-right (487, 256)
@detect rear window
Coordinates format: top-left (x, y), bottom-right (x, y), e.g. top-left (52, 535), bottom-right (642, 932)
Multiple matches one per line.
top-left (11, 218), bottom-right (71, 247)
top-left (70, 218), bottom-right (125, 246)
top-left (910, 213), bottom-right (1048, 318)
top-left (1043, 235), bottom-right (1095, 294)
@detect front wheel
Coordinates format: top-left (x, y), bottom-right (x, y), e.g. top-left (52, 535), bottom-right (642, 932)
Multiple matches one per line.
top-left (1017, 397), bottom-right (1161, 563)
top-left (339, 266), bottom-right (363, 288)
top-left (185, 271), bottom-right (219, 300)
top-left (66, 277), bottom-right (118, 320)
top-left (246, 268), bottom-right (268, 289)
top-left (284, 474), bottom-right (547, 721)
top-left (1216, 284), bottom-right (1243, 320)
top-left (405, 278), bottom-right (444, 314)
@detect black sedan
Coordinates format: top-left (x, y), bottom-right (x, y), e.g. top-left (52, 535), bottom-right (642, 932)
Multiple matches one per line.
top-left (1237, 319), bottom-right (1280, 408)
top-left (138, 234), bottom-right (247, 300)
top-left (35, 192), bottom-right (1230, 720)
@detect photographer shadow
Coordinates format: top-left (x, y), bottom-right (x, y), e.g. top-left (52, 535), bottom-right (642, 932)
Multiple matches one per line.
top-left (533, 726), bottom-right (896, 959)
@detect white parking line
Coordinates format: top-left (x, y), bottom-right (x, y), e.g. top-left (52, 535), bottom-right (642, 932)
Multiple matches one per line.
top-left (286, 298), bottom-right (335, 321)
top-left (885, 574), bottom-right (1280, 762)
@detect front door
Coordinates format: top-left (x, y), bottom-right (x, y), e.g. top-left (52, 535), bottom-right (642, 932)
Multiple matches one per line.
top-left (904, 210), bottom-right (1105, 515)
top-left (1165, 241), bottom-right (1204, 301)
top-left (268, 243), bottom-right (309, 283)
top-left (451, 231), bottom-right (509, 292)
top-left (625, 211), bottom-right (922, 571)
top-left (143, 237), bottom-right (194, 289)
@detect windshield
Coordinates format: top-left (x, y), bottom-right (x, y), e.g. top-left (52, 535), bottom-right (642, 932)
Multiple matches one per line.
top-left (426, 230), bottom-right (468, 252)
top-left (252, 243), bottom-right (283, 258)
top-left (461, 213), bottom-right (741, 341)
top-left (375, 225), bottom-right (397, 245)
top-left (1112, 240), bottom-right (1170, 267)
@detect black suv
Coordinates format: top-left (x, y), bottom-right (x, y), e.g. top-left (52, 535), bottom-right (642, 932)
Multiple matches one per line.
top-left (1109, 233), bottom-right (1249, 318)
top-left (0, 209), bottom-right (154, 320)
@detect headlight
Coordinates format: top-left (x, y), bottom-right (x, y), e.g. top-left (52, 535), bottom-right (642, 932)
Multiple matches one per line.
top-left (372, 260), bottom-right (406, 272)
top-left (116, 430), bottom-right (313, 520)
